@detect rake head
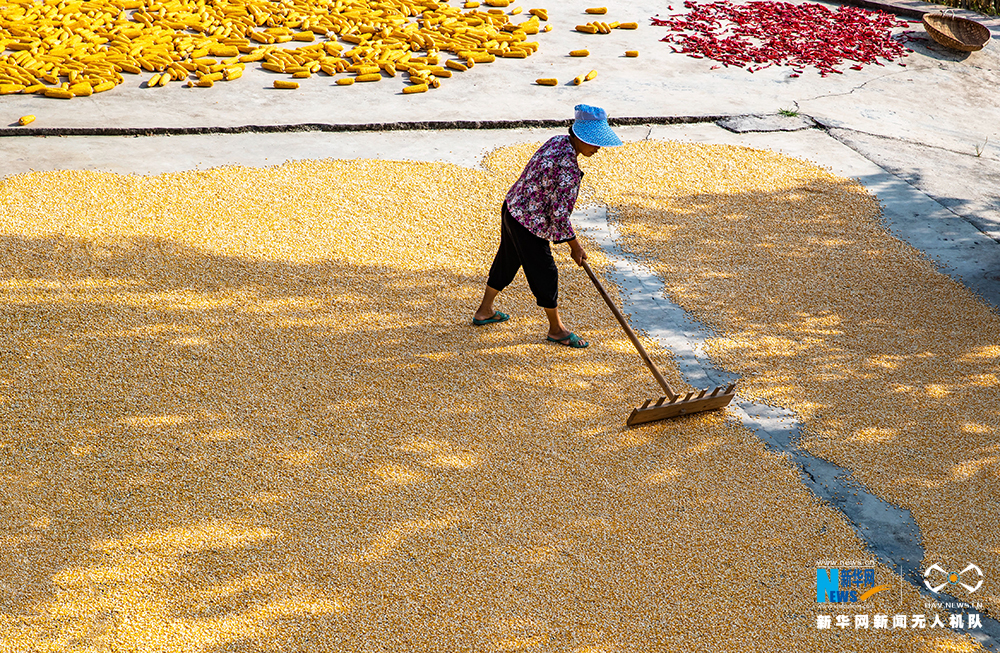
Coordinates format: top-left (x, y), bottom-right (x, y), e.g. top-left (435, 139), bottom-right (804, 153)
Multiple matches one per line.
top-left (627, 383), bottom-right (737, 426)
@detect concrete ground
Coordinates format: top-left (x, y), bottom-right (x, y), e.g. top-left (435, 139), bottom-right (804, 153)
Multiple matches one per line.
top-left (0, 0), bottom-right (998, 160)
top-left (1, 0), bottom-right (997, 269)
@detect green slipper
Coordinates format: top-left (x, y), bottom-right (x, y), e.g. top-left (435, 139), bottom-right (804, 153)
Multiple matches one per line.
top-left (473, 311), bottom-right (509, 326)
top-left (547, 332), bottom-right (589, 348)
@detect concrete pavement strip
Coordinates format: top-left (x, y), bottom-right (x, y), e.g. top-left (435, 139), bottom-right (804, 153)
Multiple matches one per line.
top-left (0, 0), bottom-right (997, 159)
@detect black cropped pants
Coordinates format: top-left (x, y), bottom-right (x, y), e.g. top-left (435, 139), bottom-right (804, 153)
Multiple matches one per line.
top-left (486, 203), bottom-right (559, 309)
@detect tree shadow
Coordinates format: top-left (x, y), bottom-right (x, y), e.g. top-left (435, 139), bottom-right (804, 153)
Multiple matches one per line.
top-left (0, 231), bottom-right (705, 651)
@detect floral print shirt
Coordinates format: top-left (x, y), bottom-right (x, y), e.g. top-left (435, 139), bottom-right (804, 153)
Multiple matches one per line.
top-left (504, 135), bottom-right (582, 243)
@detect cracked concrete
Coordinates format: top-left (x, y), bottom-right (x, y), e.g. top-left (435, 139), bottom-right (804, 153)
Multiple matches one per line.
top-left (716, 113), bottom-right (818, 132)
top-left (828, 126), bottom-right (1000, 242)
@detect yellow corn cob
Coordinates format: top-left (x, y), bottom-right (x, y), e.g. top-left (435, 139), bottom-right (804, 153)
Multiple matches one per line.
top-left (292, 70), bottom-right (311, 78)
top-left (0, 83), bottom-right (26, 94)
top-left (586, 7), bottom-right (607, 13)
top-left (597, 22), bottom-right (610, 33)
top-left (208, 44), bottom-right (240, 57)
top-left (535, 77), bottom-right (557, 85)
top-left (202, 72), bottom-right (224, 82)
top-left (355, 73), bottom-right (381, 81)
top-left (445, 60), bottom-right (467, 71)
top-left (402, 83), bottom-right (428, 93)
top-left (44, 87), bottom-right (73, 98)
top-left (625, 50), bottom-right (638, 57)
top-left (570, 49), bottom-right (589, 57)
top-left (618, 22), bottom-right (638, 29)
top-left (575, 24), bottom-right (598, 34)
top-left (93, 80), bottom-right (115, 93)
top-left (585, 69), bottom-right (597, 81)
top-left (543, 24), bottom-right (552, 31)
top-left (225, 67), bottom-right (243, 80)
top-left (464, 1), bottom-right (480, 6)
top-left (609, 21), bottom-right (621, 28)
top-left (261, 62), bottom-right (285, 73)
top-left (572, 74), bottom-right (584, 85)
top-left (336, 77), bottom-right (354, 85)
top-left (23, 84), bottom-right (46, 94)
top-left (273, 79), bottom-right (298, 89)
top-left (0, 0), bottom-right (547, 102)
top-left (196, 78), bottom-right (214, 87)
top-left (18, 114), bottom-right (35, 125)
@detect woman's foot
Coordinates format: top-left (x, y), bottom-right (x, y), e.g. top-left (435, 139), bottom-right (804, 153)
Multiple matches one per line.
top-left (546, 331), bottom-right (589, 348)
top-left (473, 310), bottom-right (509, 326)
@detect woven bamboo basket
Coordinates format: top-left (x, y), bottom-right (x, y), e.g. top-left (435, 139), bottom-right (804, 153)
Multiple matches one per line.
top-left (922, 12), bottom-right (991, 52)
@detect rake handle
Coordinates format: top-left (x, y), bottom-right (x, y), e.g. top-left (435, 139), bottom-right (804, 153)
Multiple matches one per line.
top-left (581, 259), bottom-right (677, 401)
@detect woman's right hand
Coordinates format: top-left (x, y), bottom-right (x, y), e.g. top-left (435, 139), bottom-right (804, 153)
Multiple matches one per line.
top-left (568, 239), bottom-right (587, 266)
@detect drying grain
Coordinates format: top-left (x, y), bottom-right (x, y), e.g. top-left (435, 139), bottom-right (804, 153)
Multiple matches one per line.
top-left (582, 140), bottom-right (1000, 620)
top-left (0, 145), bottom-right (984, 652)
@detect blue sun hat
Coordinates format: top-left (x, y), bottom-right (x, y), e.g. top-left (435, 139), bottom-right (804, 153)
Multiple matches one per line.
top-left (572, 104), bottom-right (623, 147)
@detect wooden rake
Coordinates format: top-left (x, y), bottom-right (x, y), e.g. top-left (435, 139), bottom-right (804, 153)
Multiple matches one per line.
top-left (581, 260), bottom-right (737, 426)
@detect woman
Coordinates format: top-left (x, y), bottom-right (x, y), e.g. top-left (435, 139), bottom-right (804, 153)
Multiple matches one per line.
top-left (472, 104), bottom-right (622, 348)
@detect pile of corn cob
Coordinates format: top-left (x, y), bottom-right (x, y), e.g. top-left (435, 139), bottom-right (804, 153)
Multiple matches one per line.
top-left (0, 0), bottom-right (546, 98)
